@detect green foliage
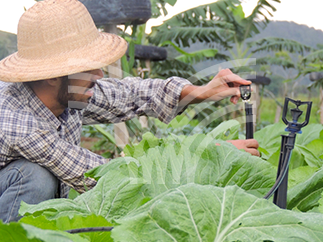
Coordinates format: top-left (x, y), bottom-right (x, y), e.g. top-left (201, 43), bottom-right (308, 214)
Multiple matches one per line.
top-left (250, 37), bottom-right (313, 55)
top-left (149, 0), bottom-right (280, 48)
top-left (20, 215), bottom-right (113, 242)
top-left (151, 59), bottom-right (211, 84)
top-left (256, 123), bottom-right (323, 168)
top-left (113, 185), bottom-right (323, 242)
top-left (150, 0), bottom-right (177, 18)
top-left (256, 51), bottom-right (297, 69)
top-left (5, 121), bottom-right (323, 240)
top-left (121, 40), bottom-right (136, 77)
top-left (0, 220), bottom-right (87, 242)
top-left (82, 125), bottom-right (119, 158)
top-left (161, 40), bottom-right (224, 64)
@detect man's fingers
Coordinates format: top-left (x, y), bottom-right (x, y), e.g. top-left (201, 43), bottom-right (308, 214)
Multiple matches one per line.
top-left (230, 96), bottom-right (239, 104)
top-left (223, 73), bottom-right (252, 87)
top-left (245, 139), bottom-right (259, 149)
top-left (226, 139), bottom-right (260, 156)
top-left (220, 87), bottom-right (240, 99)
top-left (245, 148), bottom-right (260, 157)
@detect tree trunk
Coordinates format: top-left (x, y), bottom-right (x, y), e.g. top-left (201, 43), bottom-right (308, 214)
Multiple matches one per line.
top-left (275, 105), bottom-right (282, 123)
top-left (104, 25), bottom-right (130, 151)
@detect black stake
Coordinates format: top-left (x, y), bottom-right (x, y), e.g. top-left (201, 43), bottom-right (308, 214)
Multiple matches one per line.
top-left (240, 85), bottom-right (253, 139)
top-left (263, 98), bottom-right (312, 209)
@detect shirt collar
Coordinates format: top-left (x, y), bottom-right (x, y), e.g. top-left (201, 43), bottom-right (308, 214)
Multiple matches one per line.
top-left (15, 82), bottom-right (62, 129)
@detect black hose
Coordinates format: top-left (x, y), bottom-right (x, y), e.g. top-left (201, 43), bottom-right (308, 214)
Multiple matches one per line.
top-left (263, 148), bottom-right (292, 200)
top-left (66, 227), bottom-right (114, 233)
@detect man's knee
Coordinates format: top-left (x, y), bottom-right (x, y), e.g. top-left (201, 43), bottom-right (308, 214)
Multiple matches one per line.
top-left (1, 159), bottom-right (58, 203)
top-left (0, 159), bottom-right (59, 223)
top-left (16, 159), bottom-right (58, 200)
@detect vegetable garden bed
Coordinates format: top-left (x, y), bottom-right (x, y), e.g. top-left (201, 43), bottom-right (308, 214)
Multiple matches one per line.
top-left (2, 120), bottom-right (323, 241)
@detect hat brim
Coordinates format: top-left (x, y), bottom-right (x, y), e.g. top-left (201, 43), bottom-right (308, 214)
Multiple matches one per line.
top-left (0, 32), bottom-right (127, 82)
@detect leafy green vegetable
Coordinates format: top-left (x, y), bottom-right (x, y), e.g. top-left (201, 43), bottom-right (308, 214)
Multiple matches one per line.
top-left (91, 134), bottom-right (276, 198)
top-left (306, 138), bottom-right (323, 159)
top-left (21, 135), bottom-right (275, 222)
top-left (288, 166), bottom-right (318, 188)
top-left (20, 165), bottom-right (147, 222)
top-left (17, 122), bottom-right (323, 241)
top-left (254, 122), bottom-right (286, 160)
top-left (20, 214), bottom-right (113, 242)
top-left (256, 123), bottom-right (323, 169)
top-left (206, 119), bottom-right (240, 140)
top-left (112, 185), bottom-right (323, 242)
top-left (123, 132), bottom-right (161, 158)
top-left (296, 124), bottom-right (323, 146)
top-left (287, 167), bottom-right (323, 211)
top-left (0, 221), bottom-right (88, 242)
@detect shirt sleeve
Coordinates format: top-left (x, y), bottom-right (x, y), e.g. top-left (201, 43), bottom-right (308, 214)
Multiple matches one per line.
top-left (12, 129), bottom-right (106, 193)
top-left (82, 76), bottom-right (192, 125)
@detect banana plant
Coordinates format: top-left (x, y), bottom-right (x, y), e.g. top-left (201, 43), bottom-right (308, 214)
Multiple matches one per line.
top-left (149, 0), bottom-right (281, 74)
top-left (250, 37), bottom-right (323, 123)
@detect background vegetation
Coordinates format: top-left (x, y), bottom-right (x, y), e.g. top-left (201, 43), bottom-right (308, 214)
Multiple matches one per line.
top-left (0, 1), bottom-right (322, 157)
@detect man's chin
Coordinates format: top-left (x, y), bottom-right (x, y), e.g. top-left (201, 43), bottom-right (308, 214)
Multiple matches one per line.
top-left (68, 101), bottom-right (89, 110)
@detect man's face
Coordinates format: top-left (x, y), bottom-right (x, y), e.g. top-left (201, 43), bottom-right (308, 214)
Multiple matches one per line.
top-left (58, 69), bottom-right (103, 110)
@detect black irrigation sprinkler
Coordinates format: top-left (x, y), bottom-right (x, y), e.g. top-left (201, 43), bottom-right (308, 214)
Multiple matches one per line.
top-left (263, 98), bottom-right (312, 209)
top-left (240, 85), bottom-right (253, 139)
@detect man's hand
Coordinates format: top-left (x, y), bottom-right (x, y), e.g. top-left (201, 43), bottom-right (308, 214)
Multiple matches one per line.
top-left (180, 69), bottom-right (251, 105)
top-left (226, 139), bottom-right (260, 157)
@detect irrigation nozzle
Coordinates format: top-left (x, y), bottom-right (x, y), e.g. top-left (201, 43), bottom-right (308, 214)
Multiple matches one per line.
top-left (264, 98), bottom-right (312, 209)
top-left (240, 85), bottom-right (253, 139)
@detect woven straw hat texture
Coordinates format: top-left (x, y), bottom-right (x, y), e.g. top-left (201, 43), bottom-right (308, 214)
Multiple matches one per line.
top-left (0, 0), bottom-right (128, 82)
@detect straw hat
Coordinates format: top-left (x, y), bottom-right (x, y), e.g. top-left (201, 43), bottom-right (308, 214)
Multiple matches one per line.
top-left (0, 0), bottom-right (128, 82)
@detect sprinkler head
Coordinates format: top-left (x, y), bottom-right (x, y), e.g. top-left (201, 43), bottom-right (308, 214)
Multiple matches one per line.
top-left (240, 85), bottom-right (251, 102)
top-left (291, 108), bottom-right (303, 123)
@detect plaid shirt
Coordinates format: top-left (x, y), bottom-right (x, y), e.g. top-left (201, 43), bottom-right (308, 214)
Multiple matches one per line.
top-left (0, 77), bottom-right (191, 197)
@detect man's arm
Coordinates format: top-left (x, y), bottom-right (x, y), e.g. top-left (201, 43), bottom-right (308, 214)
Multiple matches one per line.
top-left (179, 69), bottom-right (251, 105)
top-left (180, 69), bottom-right (260, 157)
top-left (83, 76), bottom-right (191, 125)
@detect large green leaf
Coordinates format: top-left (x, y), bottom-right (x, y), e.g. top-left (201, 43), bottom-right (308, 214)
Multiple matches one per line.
top-left (288, 166), bottom-right (318, 189)
top-left (287, 167), bottom-right (323, 211)
top-left (303, 48), bottom-right (323, 63)
top-left (207, 119), bottom-right (240, 140)
top-left (112, 184), bottom-right (323, 242)
top-left (296, 124), bottom-right (323, 146)
top-left (306, 138), bottom-right (323, 159)
top-left (0, 221), bottom-right (88, 242)
top-left (254, 122), bottom-right (286, 159)
top-left (20, 214), bottom-right (113, 242)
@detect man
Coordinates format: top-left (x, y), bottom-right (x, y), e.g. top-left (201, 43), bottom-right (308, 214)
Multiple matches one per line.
top-left (0, 0), bottom-right (259, 223)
